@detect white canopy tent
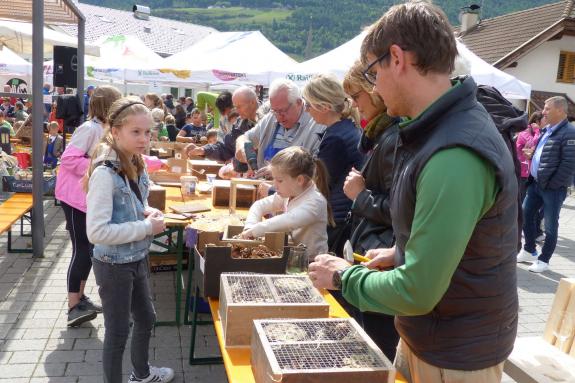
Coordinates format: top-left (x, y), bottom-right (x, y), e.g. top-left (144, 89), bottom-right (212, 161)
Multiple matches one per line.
top-left (284, 32), bottom-right (368, 84)
top-left (86, 34), bottom-right (165, 83)
top-left (0, 45), bottom-right (32, 92)
top-left (0, 45), bottom-right (31, 77)
top-left (0, 19), bottom-right (99, 58)
top-left (163, 31), bottom-right (297, 86)
top-left (281, 33), bottom-right (532, 100)
top-left (456, 42), bottom-right (531, 100)
top-left (43, 34), bottom-right (206, 88)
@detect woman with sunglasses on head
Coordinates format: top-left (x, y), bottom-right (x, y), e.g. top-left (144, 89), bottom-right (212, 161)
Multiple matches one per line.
top-left (341, 60), bottom-right (400, 361)
top-left (302, 74), bottom-right (364, 255)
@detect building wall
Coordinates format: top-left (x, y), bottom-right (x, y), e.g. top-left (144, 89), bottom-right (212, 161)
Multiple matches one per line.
top-left (504, 35), bottom-right (575, 101)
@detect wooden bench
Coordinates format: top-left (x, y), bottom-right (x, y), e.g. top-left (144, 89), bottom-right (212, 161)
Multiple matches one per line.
top-left (505, 278), bottom-right (575, 383)
top-left (0, 193), bottom-right (33, 253)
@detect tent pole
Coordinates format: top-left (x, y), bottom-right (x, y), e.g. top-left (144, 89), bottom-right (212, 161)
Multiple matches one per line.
top-left (77, 19), bottom-right (85, 113)
top-left (31, 0), bottom-right (45, 258)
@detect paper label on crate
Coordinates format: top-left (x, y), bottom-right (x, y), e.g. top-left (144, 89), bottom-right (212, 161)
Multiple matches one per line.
top-left (199, 254), bottom-right (205, 273)
top-left (171, 166), bottom-right (182, 173)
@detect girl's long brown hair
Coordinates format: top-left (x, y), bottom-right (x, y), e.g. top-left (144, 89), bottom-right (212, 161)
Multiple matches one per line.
top-left (270, 146), bottom-right (335, 227)
top-left (88, 86), bottom-right (122, 122)
top-left (84, 97), bottom-right (150, 192)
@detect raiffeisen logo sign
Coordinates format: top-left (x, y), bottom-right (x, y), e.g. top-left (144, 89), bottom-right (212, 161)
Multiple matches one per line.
top-left (286, 73), bottom-right (313, 82)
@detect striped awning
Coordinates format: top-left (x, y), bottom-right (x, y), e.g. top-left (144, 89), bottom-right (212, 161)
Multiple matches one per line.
top-left (0, 0), bottom-right (83, 25)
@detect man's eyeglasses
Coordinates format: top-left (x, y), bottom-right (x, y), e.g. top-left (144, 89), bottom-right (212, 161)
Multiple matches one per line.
top-left (271, 103), bottom-right (293, 117)
top-left (363, 51), bottom-right (391, 85)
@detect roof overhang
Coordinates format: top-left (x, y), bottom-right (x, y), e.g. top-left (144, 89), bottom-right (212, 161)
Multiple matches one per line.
top-left (0, 0), bottom-right (84, 25)
top-left (495, 18), bottom-right (575, 69)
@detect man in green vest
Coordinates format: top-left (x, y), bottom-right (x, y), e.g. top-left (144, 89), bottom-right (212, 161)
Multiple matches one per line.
top-left (309, 2), bottom-right (519, 382)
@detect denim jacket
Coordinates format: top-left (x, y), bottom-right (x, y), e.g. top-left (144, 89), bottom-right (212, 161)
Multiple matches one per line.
top-left (90, 156), bottom-right (153, 264)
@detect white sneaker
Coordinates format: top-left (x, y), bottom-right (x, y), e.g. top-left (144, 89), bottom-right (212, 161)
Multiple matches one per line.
top-left (517, 249), bottom-right (537, 263)
top-left (528, 260), bottom-right (549, 273)
top-left (128, 366), bottom-right (174, 383)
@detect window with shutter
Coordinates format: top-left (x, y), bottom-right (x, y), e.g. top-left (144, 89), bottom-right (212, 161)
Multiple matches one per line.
top-left (557, 51), bottom-right (575, 83)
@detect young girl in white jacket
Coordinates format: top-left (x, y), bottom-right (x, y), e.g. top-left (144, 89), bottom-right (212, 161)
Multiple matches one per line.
top-left (240, 146), bottom-right (333, 257)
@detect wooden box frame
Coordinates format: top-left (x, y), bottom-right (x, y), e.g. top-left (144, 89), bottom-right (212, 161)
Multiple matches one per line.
top-left (219, 274), bottom-right (329, 347)
top-left (212, 179), bottom-right (256, 209)
top-left (251, 318), bottom-right (395, 383)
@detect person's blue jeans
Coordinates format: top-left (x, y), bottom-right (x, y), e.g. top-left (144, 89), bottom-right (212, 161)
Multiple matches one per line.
top-left (523, 182), bottom-right (567, 263)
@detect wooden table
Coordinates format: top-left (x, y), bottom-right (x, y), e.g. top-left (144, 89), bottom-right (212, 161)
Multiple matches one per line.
top-left (152, 186), bottom-right (197, 326)
top-left (206, 293), bottom-right (408, 383)
top-left (0, 193), bottom-right (33, 253)
top-left (155, 184), bottom-right (247, 326)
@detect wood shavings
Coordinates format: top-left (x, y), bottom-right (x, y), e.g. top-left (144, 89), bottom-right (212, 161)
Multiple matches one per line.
top-left (264, 323), bottom-right (307, 342)
top-left (273, 278), bottom-right (308, 291)
top-left (230, 244), bottom-right (281, 259)
top-left (229, 281), bottom-right (274, 303)
top-left (189, 214), bottom-right (245, 232)
top-left (342, 354), bottom-right (377, 368)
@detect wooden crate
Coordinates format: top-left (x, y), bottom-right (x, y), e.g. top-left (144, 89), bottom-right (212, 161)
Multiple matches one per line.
top-left (149, 147), bottom-right (173, 159)
top-left (219, 274), bottom-right (329, 347)
top-left (505, 278), bottom-right (575, 382)
top-left (194, 230), bottom-right (289, 298)
top-left (251, 318), bottom-right (395, 383)
top-left (212, 179), bottom-right (256, 208)
top-left (190, 159), bottom-right (223, 181)
top-left (149, 157), bottom-right (192, 185)
top-left (229, 178), bottom-right (266, 213)
top-left (147, 185), bottom-right (166, 211)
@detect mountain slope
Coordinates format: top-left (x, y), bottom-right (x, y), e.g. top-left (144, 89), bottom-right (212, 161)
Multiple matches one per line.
top-left (80, 0), bottom-right (558, 60)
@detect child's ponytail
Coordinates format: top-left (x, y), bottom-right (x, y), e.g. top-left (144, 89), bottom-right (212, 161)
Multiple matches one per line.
top-left (313, 158), bottom-right (336, 227)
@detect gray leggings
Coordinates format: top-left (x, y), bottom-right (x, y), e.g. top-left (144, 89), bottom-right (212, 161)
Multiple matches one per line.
top-left (92, 257), bottom-right (156, 383)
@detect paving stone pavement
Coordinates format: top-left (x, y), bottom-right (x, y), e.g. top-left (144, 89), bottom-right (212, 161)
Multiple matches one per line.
top-left (0, 195), bottom-right (574, 382)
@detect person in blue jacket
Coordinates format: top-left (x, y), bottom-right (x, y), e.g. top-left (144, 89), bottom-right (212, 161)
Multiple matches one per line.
top-left (302, 74), bottom-right (364, 254)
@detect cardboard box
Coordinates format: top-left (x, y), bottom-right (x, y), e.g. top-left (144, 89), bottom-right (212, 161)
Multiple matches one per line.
top-left (212, 179), bottom-right (256, 209)
top-left (194, 229), bottom-right (289, 298)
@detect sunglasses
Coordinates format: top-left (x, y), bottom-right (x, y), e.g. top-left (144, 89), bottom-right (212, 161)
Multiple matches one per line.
top-left (363, 51), bottom-right (391, 85)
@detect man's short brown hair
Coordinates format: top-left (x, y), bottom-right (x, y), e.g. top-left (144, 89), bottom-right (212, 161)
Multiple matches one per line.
top-left (361, 1), bottom-right (457, 75)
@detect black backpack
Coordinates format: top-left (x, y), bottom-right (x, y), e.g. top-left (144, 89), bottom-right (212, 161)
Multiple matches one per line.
top-left (476, 84), bottom-right (528, 252)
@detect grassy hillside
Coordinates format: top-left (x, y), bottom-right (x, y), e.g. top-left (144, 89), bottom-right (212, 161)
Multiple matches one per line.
top-left (158, 6), bottom-right (292, 27)
top-left (81, 0), bottom-right (558, 60)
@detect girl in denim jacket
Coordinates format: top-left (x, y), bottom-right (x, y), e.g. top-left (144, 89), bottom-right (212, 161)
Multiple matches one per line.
top-left (86, 98), bottom-right (173, 383)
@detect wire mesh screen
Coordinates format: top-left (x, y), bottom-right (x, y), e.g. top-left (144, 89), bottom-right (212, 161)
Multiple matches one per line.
top-left (270, 276), bottom-right (324, 304)
top-left (226, 274), bottom-right (274, 303)
top-left (262, 320), bottom-right (360, 343)
top-left (271, 342), bottom-right (385, 370)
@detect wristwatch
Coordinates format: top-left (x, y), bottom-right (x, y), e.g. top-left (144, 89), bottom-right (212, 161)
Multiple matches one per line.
top-left (332, 267), bottom-right (350, 290)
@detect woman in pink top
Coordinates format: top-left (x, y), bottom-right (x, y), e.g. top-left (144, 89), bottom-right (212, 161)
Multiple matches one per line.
top-left (56, 86), bottom-right (123, 326)
top-left (516, 111), bottom-right (542, 202)
top-left (56, 86), bottom-right (165, 327)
